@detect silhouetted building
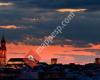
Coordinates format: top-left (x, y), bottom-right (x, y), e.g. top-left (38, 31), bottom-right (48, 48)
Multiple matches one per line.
top-left (51, 58), bottom-right (57, 64)
top-left (0, 35), bottom-right (6, 65)
top-left (8, 58), bottom-right (25, 65)
top-left (95, 58), bottom-right (100, 64)
top-left (7, 58), bottom-right (26, 69)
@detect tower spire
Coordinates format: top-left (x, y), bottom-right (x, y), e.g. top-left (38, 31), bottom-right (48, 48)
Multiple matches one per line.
top-left (1, 34), bottom-right (6, 50)
top-left (0, 33), bottom-right (7, 65)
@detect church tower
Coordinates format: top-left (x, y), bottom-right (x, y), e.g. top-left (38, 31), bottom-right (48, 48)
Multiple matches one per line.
top-left (0, 35), bottom-right (7, 65)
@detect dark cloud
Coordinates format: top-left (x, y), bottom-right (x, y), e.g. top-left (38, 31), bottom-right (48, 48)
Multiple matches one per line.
top-left (0, 0), bottom-right (99, 9)
top-left (0, 0), bottom-right (99, 48)
top-left (0, 0), bottom-right (99, 11)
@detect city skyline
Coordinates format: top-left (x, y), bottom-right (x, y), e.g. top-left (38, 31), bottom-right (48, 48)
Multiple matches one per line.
top-left (0, 0), bottom-right (100, 64)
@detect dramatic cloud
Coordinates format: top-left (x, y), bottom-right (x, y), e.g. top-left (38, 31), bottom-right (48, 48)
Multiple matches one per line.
top-left (0, 0), bottom-right (99, 64)
top-left (56, 8), bottom-right (87, 12)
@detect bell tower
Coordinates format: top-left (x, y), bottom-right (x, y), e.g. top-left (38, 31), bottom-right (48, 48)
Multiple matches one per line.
top-left (0, 35), bottom-right (7, 65)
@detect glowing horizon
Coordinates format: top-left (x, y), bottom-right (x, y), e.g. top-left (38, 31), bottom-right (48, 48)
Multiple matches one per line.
top-left (6, 42), bottom-right (98, 64)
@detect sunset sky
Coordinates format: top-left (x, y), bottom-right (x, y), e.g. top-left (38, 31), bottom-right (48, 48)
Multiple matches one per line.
top-left (0, 0), bottom-right (100, 64)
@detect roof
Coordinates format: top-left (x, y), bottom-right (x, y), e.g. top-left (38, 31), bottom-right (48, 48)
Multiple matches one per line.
top-left (8, 58), bottom-right (25, 62)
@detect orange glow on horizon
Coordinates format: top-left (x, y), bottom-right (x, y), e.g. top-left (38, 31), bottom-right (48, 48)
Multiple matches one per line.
top-left (6, 42), bottom-right (98, 64)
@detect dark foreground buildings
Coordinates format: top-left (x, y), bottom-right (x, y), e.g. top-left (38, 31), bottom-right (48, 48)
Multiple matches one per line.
top-left (0, 35), bottom-right (100, 80)
top-left (0, 58), bottom-right (100, 80)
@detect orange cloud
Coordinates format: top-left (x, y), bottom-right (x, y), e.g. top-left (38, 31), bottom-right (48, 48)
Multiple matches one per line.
top-left (0, 25), bottom-right (17, 29)
top-left (6, 43), bottom-right (97, 64)
top-left (90, 44), bottom-right (100, 49)
top-left (57, 8), bottom-right (87, 12)
top-left (63, 51), bottom-right (96, 56)
top-left (0, 25), bottom-right (27, 29)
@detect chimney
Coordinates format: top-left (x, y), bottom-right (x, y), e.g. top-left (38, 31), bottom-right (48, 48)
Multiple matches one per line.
top-left (51, 58), bottom-right (57, 64)
top-left (95, 58), bottom-right (100, 64)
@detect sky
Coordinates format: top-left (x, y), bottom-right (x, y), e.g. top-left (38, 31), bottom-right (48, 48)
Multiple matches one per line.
top-left (0, 0), bottom-right (100, 64)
